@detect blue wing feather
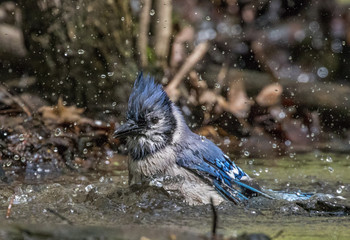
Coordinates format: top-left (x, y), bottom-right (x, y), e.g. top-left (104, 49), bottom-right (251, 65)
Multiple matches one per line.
top-left (176, 134), bottom-right (271, 204)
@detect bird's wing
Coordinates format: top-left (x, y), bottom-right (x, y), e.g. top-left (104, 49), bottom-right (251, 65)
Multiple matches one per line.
top-left (176, 137), bottom-right (270, 204)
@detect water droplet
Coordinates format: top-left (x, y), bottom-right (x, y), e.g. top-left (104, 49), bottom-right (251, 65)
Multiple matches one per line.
top-left (215, 83), bottom-right (220, 88)
top-left (94, 120), bottom-right (102, 126)
top-left (100, 74), bottom-right (106, 79)
top-left (206, 16), bottom-right (211, 21)
top-left (328, 167), bottom-right (334, 173)
top-left (53, 147), bottom-right (58, 153)
top-left (112, 102), bottom-right (117, 107)
top-left (223, 138), bottom-right (231, 145)
top-left (83, 148), bottom-right (88, 154)
top-left (326, 156), bottom-right (333, 162)
top-left (317, 67), bottom-right (328, 78)
top-left (13, 155), bottom-right (20, 161)
top-left (21, 157), bottom-right (26, 163)
top-left (278, 112), bottom-right (286, 119)
top-left (121, 17), bottom-right (125, 21)
top-left (19, 134), bottom-right (25, 141)
top-left (26, 185), bottom-right (34, 193)
top-left (336, 187), bottom-right (343, 194)
top-left (331, 39), bottom-right (343, 53)
top-left (149, 178), bottom-right (163, 187)
top-left (201, 105), bottom-right (207, 111)
top-left (78, 49), bottom-right (85, 55)
top-left (244, 151), bottom-right (250, 157)
top-left (85, 184), bottom-right (94, 192)
top-left (150, 9), bottom-right (155, 16)
top-left (6, 161), bottom-right (12, 167)
top-left (309, 21), bottom-right (320, 32)
top-left (297, 73), bottom-right (309, 83)
top-left (54, 128), bottom-right (62, 136)
top-left (107, 72), bottom-right (114, 77)
top-left (272, 143), bottom-right (277, 149)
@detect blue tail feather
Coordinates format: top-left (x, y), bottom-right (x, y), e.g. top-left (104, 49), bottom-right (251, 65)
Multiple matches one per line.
top-left (232, 179), bottom-right (274, 199)
top-left (213, 181), bottom-right (248, 204)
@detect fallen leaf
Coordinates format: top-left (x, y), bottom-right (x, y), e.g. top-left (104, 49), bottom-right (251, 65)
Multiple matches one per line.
top-left (39, 97), bottom-right (85, 123)
top-left (221, 78), bottom-right (253, 118)
top-left (256, 83), bottom-right (283, 107)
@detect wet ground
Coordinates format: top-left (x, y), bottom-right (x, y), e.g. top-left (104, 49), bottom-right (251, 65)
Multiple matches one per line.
top-left (0, 152), bottom-right (349, 239)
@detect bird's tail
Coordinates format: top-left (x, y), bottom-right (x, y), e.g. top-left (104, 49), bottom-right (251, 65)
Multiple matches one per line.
top-left (213, 179), bottom-right (274, 205)
top-left (232, 179), bottom-right (274, 199)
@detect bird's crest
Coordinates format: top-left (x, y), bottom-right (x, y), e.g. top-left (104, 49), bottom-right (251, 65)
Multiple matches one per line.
top-left (127, 72), bottom-right (171, 121)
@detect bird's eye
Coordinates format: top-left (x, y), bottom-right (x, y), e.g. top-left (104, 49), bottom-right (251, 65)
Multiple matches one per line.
top-left (150, 117), bottom-right (159, 124)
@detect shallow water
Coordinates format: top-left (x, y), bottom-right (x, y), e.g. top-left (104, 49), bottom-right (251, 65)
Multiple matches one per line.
top-left (0, 152), bottom-right (349, 239)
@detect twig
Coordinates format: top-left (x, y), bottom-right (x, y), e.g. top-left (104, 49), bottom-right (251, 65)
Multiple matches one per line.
top-left (170, 26), bottom-right (195, 70)
top-left (210, 197), bottom-right (217, 240)
top-left (46, 208), bottom-right (74, 225)
top-left (189, 70), bottom-right (208, 96)
top-left (165, 41), bottom-right (210, 95)
top-left (0, 86), bottom-right (32, 117)
top-left (272, 230), bottom-right (284, 239)
top-left (6, 194), bottom-right (15, 219)
top-left (214, 61), bottom-right (229, 95)
top-left (138, 0), bottom-right (152, 67)
top-left (154, 0), bottom-right (172, 69)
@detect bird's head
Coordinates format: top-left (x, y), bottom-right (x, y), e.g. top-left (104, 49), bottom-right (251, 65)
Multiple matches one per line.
top-left (113, 73), bottom-right (176, 160)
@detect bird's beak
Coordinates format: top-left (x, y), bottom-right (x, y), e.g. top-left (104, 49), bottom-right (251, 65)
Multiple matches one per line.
top-left (113, 120), bottom-right (140, 138)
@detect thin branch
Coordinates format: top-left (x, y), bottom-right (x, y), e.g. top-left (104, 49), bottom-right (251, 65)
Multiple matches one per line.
top-left (210, 197), bottom-right (217, 240)
top-left (165, 41), bottom-right (209, 95)
top-left (6, 194), bottom-right (14, 219)
top-left (0, 86), bottom-right (32, 117)
top-left (138, 0), bottom-right (152, 67)
top-left (46, 208), bottom-right (74, 225)
top-left (214, 61), bottom-right (229, 95)
top-left (154, 0), bottom-right (172, 69)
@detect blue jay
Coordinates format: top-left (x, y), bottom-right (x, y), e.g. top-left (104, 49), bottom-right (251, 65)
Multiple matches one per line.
top-left (114, 73), bottom-right (271, 205)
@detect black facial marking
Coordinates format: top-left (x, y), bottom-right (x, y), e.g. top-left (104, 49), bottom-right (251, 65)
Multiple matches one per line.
top-left (151, 117), bottom-right (159, 124)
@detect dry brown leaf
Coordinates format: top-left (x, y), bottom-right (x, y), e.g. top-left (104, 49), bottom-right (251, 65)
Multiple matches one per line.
top-left (140, 237), bottom-right (151, 240)
top-left (221, 79), bottom-right (253, 118)
top-left (256, 83), bottom-right (283, 107)
top-left (169, 233), bottom-right (177, 240)
top-left (39, 97), bottom-right (85, 123)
